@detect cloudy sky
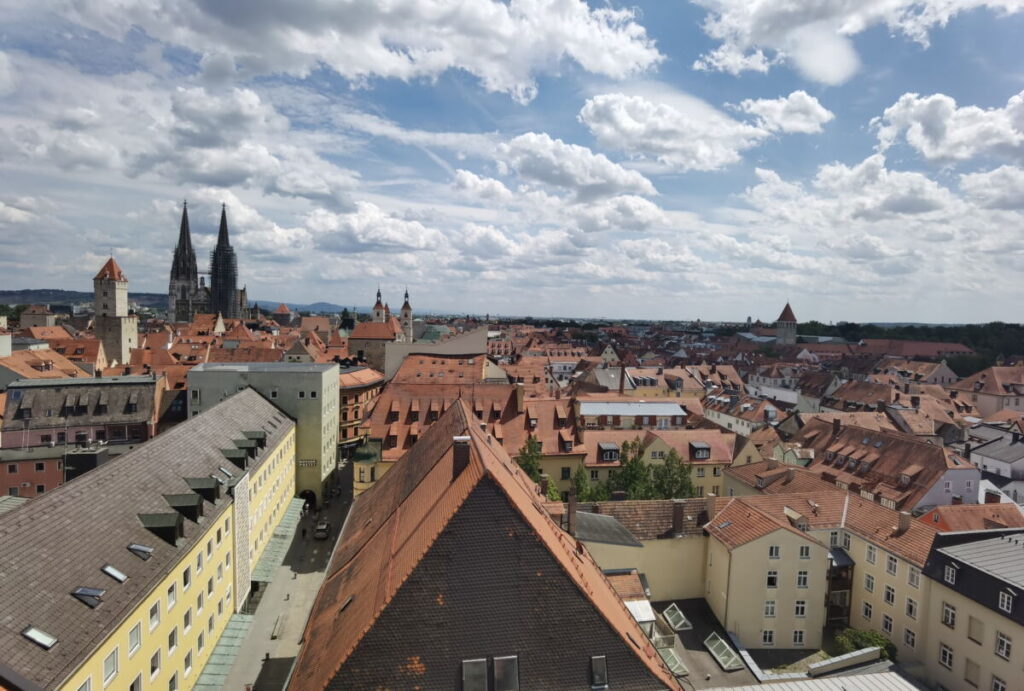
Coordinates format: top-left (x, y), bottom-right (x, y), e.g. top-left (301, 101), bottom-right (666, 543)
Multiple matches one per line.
top-left (1, 1), bottom-right (1023, 322)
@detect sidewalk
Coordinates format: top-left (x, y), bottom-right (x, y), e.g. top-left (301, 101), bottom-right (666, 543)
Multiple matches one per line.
top-left (213, 491), bottom-right (352, 690)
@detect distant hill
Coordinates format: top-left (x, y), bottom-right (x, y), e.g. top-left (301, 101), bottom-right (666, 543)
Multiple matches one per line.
top-left (0, 289), bottom-right (356, 314)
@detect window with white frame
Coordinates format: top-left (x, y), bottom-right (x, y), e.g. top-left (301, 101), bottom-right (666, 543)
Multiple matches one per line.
top-left (167, 583), bottom-right (176, 610)
top-left (797, 571), bottom-right (808, 588)
top-left (886, 555), bottom-right (897, 575)
top-left (799, 545), bottom-right (810, 559)
top-left (762, 630), bottom-right (774, 646)
top-left (939, 643), bottom-right (953, 669)
top-left (768, 545), bottom-right (780, 559)
top-left (999, 590), bottom-right (1014, 614)
top-left (906, 597), bottom-right (917, 619)
top-left (904, 628), bottom-right (916, 648)
top-left (103, 648), bottom-right (118, 685)
top-left (884, 585), bottom-right (895, 605)
top-left (150, 650), bottom-right (159, 677)
top-left (764, 600), bottom-right (776, 618)
top-left (862, 602), bottom-right (872, 620)
top-left (882, 614), bottom-right (893, 634)
top-left (129, 623), bottom-right (141, 656)
top-left (996, 631), bottom-right (1012, 660)
top-left (168, 627), bottom-right (177, 654)
top-left (866, 545), bottom-right (876, 564)
top-left (945, 563), bottom-right (958, 584)
top-left (795, 600), bottom-right (806, 618)
top-left (76, 680), bottom-right (91, 691)
top-left (908, 566), bottom-right (920, 588)
top-left (830, 531), bottom-right (839, 547)
top-left (766, 570), bottom-right (778, 588)
top-left (865, 574), bottom-right (874, 592)
top-left (793, 630), bottom-right (805, 646)
top-left (993, 676), bottom-right (1007, 691)
top-left (942, 602), bottom-right (956, 628)
top-left (843, 532), bottom-right (851, 550)
top-left (149, 602), bottom-right (160, 631)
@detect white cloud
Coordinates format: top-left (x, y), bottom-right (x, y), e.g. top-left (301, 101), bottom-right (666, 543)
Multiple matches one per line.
top-left (874, 89), bottom-right (1024, 162)
top-left (734, 90), bottom-right (834, 134)
top-left (578, 91), bottom-right (767, 171)
top-left (500, 132), bottom-right (657, 199)
top-left (692, 0), bottom-right (1024, 84)
top-left (573, 195), bottom-right (665, 232)
top-left (452, 169), bottom-right (514, 204)
top-left (307, 201), bottom-right (445, 253)
top-left (0, 52), bottom-right (16, 96)
top-left (59, 0), bottom-right (663, 104)
top-left (960, 165), bottom-right (1024, 208)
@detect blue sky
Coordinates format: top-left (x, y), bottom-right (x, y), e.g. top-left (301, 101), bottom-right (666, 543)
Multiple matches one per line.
top-left (1, 1), bottom-right (1023, 323)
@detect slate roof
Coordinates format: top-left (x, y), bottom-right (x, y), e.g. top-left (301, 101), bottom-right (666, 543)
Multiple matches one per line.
top-left (1, 376), bottom-right (161, 432)
top-left (290, 400), bottom-right (678, 690)
top-left (574, 511), bottom-right (643, 547)
top-left (0, 389), bottom-right (294, 689)
top-left (938, 534), bottom-right (1024, 590)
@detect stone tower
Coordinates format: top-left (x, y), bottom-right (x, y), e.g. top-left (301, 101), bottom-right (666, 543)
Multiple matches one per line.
top-left (775, 302), bottom-right (797, 346)
top-left (168, 201), bottom-right (199, 322)
top-left (372, 287), bottom-right (385, 323)
top-left (400, 288), bottom-right (413, 342)
top-left (94, 257), bottom-right (138, 366)
top-left (209, 204), bottom-right (240, 319)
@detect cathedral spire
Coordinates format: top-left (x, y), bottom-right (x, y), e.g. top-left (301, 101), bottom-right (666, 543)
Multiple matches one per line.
top-left (216, 203), bottom-right (231, 248)
top-left (170, 200), bottom-right (198, 282)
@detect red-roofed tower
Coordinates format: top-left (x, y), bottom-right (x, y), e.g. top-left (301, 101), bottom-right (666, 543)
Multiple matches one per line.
top-left (775, 302), bottom-right (797, 346)
top-left (93, 256), bottom-right (138, 366)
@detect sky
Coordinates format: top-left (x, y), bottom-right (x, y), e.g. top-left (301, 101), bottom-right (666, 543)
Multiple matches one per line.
top-left (1, 1), bottom-right (1023, 323)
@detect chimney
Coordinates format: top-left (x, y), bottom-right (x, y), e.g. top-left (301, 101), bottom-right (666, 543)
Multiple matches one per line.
top-left (452, 436), bottom-right (471, 480)
top-left (985, 490), bottom-right (1001, 504)
top-left (618, 367), bottom-right (626, 394)
top-left (785, 468), bottom-right (795, 484)
top-left (898, 511), bottom-right (911, 534)
top-left (767, 457), bottom-right (779, 470)
top-left (705, 493), bottom-right (717, 522)
top-left (964, 443), bottom-right (971, 459)
top-left (672, 499), bottom-right (686, 537)
top-left (539, 473), bottom-right (550, 496)
top-left (832, 418), bottom-right (841, 438)
top-left (515, 383), bottom-right (525, 414)
top-left (951, 494), bottom-right (963, 505)
top-left (567, 484), bottom-right (577, 537)
top-left (910, 395), bottom-right (920, 408)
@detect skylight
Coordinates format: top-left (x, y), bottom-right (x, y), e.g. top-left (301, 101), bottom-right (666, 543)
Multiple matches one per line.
top-left (71, 586), bottom-right (106, 608)
top-left (22, 626), bottom-right (57, 650)
top-left (218, 466), bottom-right (234, 478)
top-left (717, 521), bottom-right (732, 529)
top-left (128, 543), bottom-right (154, 560)
top-left (102, 564), bottom-right (127, 583)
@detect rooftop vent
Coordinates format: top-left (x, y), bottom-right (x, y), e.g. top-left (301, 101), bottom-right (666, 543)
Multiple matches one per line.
top-left (101, 564), bottom-right (127, 583)
top-left (22, 626), bottom-right (57, 650)
top-left (127, 543), bottom-right (154, 560)
top-left (71, 586), bottom-right (106, 608)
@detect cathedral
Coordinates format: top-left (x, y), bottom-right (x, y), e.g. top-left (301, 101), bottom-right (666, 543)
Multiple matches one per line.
top-left (167, 202), bottom-right (248, 322)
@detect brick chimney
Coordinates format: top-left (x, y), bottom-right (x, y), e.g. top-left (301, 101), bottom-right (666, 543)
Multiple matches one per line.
top-left (567, 483), bottom-right (577, 537)
top-left (705, 493), bottom-right (717, 522)
top-left (898, 511), bottom-right (911, 534)
top-left (515, 383), bottom-right (525, 414)
top-left (832, 417), bottom-right (841, 438)
top-left (910, 395), bottom-right (920, 408)
top-left (767, 457), bottom-right (779, 470)
top-left (672, 499), bottom-right (686, 537)
top-left (452, 435), bottom-right (471, 480)
top-left (785, 468), bottom-right (795, 483)
top-left (985, 490), bottom-right (1001, 504)
top-left (539, 473), bottom-right (550, 496)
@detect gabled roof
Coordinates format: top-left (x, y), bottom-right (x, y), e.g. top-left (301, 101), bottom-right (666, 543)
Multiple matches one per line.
top-left (777, 302), bottom-right (797, 323)
top-left (93, 257), bottom-right (126, 281)
top-left (920, 503), bottom-right (1024, 532)
top-left (290, 400), bottom-right (677, 690)
top-left (350, 318), bottom-right (402, 340)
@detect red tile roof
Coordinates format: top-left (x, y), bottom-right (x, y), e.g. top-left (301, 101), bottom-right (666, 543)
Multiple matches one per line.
top-left (93, 257), bottom-right (126, 281)
top-left (350, 318), bottom-right (402, 340)
top-left (919, 503), bottom-right (1024, 532)
top-left (777, 302), bottom-right (797, 322)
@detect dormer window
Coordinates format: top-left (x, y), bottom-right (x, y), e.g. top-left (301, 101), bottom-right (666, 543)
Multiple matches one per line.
top-left (1000, 590), bottom-right (1015, 614)
top-left (900, 474), bottom-right (910, 486)
top-left (944, 563), bottom-right (958, 585)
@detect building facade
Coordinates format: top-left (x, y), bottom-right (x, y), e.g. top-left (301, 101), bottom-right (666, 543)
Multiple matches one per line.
top-left (93, 258), bottom-right (138, 366)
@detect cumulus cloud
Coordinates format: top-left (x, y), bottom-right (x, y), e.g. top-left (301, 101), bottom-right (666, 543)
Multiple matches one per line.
top-left (960, 165), bottom-right (1024, 209)
top-left (452, 169), bottom-right (514, 204)
top-left (307, 201), bottom-right (445, 253)
top-left (60, 0), bottom-right (663, 104)
top-left (874, 89), bottom-right (1024, 162)
top-left (692, 0), bottom-right (1023, 84)
top-left (734, 90), bottom-right (835, 134)
top-left (500, 132), bottom-right (657, 200)
top-left (0, 52), bottom-right (17, 96)
top-left (573, 195), bottom-right (666, 232)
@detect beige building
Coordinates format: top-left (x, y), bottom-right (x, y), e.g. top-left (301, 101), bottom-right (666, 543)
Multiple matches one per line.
top-left (188, 362), bottom-right (339, 506)
top-left (93, 258), bottom-right (139, 367)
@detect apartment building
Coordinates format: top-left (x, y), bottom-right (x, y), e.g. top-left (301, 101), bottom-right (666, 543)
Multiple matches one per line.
top-left (0, 389), bottom-right (295, 691)
top-left (337, 365), bottom-right (383, 455)
top-left (188, 362), bottom-right (338, 506)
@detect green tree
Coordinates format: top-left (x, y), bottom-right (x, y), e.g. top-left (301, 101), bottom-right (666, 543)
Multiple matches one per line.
top-left (546, 479), bottom-right (562, 502)
top-left (514, 434), bottom-right (543, 483)
top-left (834, 628), bottom-right (897, 661)
top-left (607, 437), bottom-right (654, 500)
top-left (651, 449), bottom-right (695, 499)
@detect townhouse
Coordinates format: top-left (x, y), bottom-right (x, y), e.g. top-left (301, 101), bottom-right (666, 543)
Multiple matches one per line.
top-left (702, 394), bottom-right (780, 437)
top-left (947, 364), bottom-right (1024, 418)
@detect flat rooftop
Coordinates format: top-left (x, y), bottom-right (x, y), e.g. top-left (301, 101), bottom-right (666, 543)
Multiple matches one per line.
top-left (192, 363), bottom-right (337, 373)
top-left (579, 401), bottom-right (687, 416)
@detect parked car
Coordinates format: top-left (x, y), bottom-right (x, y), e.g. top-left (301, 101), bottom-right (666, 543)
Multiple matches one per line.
top-left (313, 520), bottom-right (331, 540)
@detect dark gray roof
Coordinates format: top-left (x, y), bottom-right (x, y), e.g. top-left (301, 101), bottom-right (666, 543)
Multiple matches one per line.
top-left (973, 437), bottom-right (1024, 464)
top-left (7, 375), bottom-right (158, 388)
top-left (2, 377), bottom-right (159, 432)
top-left (574, 511), bottom-right (643, 547)
top-left (938, 534), bottom-right (1024, 590)
top-left (191, 362), bottom-right (336, 373)
top-left (0, 388), bottom-right (294, 689)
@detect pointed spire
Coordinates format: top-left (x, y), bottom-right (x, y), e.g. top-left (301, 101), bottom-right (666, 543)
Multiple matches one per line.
top-left (216, 203), bottom-right (230, 248)
top-left (177, 200), bottom-right (193, 252)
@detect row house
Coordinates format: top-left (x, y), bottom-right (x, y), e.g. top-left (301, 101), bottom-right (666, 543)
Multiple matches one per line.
top-left (702, 394), bottom-right (780, 437)
top-left (947, 364), bottom-right (1024, 418)
top-left (575, 400), bottom-right (688, 431)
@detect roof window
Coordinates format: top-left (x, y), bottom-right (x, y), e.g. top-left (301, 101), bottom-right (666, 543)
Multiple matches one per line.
top-left (128, 543), bottom-right (154, 560)
top-left (218, 466), bottom-right (234, 478)
top-left (22, 626), bottom-right (57, 650)
top-left (102, 564), bottom-right (128, 583)
top-left (71, 586), bottom-right (106, 608)
top-left (462, 658), bottom-right (487, 691)
top-left (590, 655), bottom-right (609, 689)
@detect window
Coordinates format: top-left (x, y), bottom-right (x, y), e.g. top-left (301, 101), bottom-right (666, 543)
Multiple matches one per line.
top-left (76, 680), bottom-right (91, 691)
top-left (795, 601), bottom-right (806, 618)
top-left (696, 468), bottom-right (705, 478)
top-left (768, 545), bottom-right (780, 559)
top-left (149, 602), bottom-right (160, 631)
top-left (995, 632), bottom-right (1011, 660)
top-left (167, 583), bottom-right (176, 610)
top-left (168, 627), bottom-right (177, 654)
top-left (793, 630), bottom-right (805, 646)
top-left (169, 673), bottom-right (178, 691)
top-left (298, 391), bottom-right (305, 399)
top-left (766, 570), bottom-right (778, 588)
top-left (906, 597), bottom-right (917, 619)
top-left (197, 552), bottom-right (203, 573)
top-left (197, 631), bottom-right (205, 653)
top-left (764, 600), bottom-right (776, 618)
top-left (999, 591), bottom-right (1014, 614)
top-left (866, 545), bottom-right (876, 564)
top-left (884, 585), bottom-right (895, 605)
top-left (184, 608), bottom-right (192, 632)
top-left (862, 602), bottom-right (872, 620)
top-left (310, 390), bottom-right (317, 399)
top-left (945, 564), bottom-right (957, 584)
top-left (797, 571), bottom-right (808, 588)
top-left (590, 470), bottom-right (599, 481)
top-left (968, 615), bottom-right (984, 644)
top-left (909, 567), bottom-right (920, 588)
top-left (942, 602), bottom-right (956, 628)
top-left (882, 614), bottom-right (893, 634)
top-left (197, 591), bottom-right (204, 612)
top-left (184, 650), bottom-right (192, 676)
top-left (865, 574), bottom-right (874, 592)
top-left (183, 567), bottom-right (191, 590)
top-left (903, 628), bottom-right (916, 648)
top-left (270, 389), bottom-right (278, 399)
top-left (560, 467), bottom-right (570, 480)
top-left (993, 676), bottom-right (1007, 691)
top-left (35, 462), bottom-right (45, 472)
top-left (762, 630), bottom-right (774, 646)
top-left (103, 648), bottom-right (118, 685)
top-left (939, 643), bottom-right (953, 669)
top-left (843, 532), bottom-right (851, 549)
top-left (830, 531), bottom-right (839, 547)
top-left (150, 650), bottom-right (160, 677)
top-left (207, 578), bottom-right (213, 595)
top-left (129, 623), bottom-right (141, 656)
top-left (886, 555), bottom-right (897, 575)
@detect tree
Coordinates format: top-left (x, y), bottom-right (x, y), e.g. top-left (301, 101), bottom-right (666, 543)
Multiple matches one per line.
top-left (834, 628), bottom-right (896, 661)
top-left (607, 437), bottom-right (654, 500)
top-left (546, 479), bottom-right (562, 502)
top-left (650, 449), bottom-right (695, 499)
top-left (514, 435), bottom-right (543, 483)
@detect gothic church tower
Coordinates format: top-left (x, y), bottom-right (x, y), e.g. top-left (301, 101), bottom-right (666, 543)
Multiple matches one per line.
top-left (400, 288), bottom-right (413, 342)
